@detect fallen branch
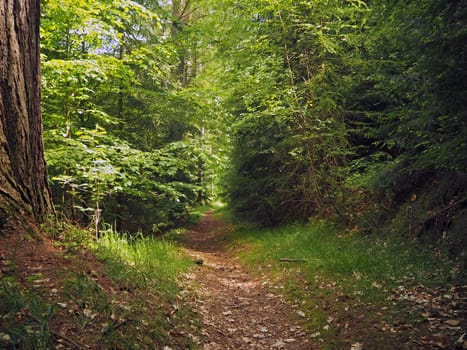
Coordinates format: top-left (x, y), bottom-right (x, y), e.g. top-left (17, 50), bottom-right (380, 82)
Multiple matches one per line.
top-left (51, 330), bottom-right (87, 350)
top-left (279, 258), bottom-right (307, 263)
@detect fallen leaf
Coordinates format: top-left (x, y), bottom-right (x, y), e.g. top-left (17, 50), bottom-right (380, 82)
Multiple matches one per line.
top-left (0, 333), bottom-right (11, 343)
top-left (272, 341), bottom-right (286, 348)
top-left (455, 333), bottom-right (465, 345)
top-left (446, 319), bottom-right (460, 327)
top-left (350, 342), bottom-right (364, 350)
top-left (241, 337), bottom-right (251, 343)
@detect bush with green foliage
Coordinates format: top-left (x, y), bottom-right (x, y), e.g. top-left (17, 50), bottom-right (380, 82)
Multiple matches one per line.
top-left (214, 0), bottom-right (367, 225)
top-left (207, 0), bottom-right (466, 252)
top-left (45, 125), bottom-right (207, 233)
top-left (343, 0), bottom-right (467, 251)
top-left (41, 0), bottom-right (216, 233)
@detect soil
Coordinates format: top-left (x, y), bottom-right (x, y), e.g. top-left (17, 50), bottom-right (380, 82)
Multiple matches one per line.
top-left (180, 211), bottom-right (467, 350)
top-left (181, 211), bottom-right (316, 350)
top-left (0, 228), bottom-right (120, 348)
top-left (1, 213), bottom-right (465, 349)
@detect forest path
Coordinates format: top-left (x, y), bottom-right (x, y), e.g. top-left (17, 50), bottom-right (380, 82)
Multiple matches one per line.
top-left (180, 211), bottom-right (314, 350)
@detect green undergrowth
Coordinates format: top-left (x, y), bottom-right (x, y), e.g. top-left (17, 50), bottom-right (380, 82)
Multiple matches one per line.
top-left (232, 220), bottom-right (458, 290)
top-left (0, 278), bottom-right (54, 349)
top-left (93, 229), bottom-right (197, 347)
top-left (227, 219), bottom-right (463, 347)
top-left (1, 223), bottom-right (197, 349)
top-left (95, 229), bottom-right (193, 295)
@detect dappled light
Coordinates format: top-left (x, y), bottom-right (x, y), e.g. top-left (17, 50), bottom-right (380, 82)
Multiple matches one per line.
top-left (0, 0), bottom-right (466, 349)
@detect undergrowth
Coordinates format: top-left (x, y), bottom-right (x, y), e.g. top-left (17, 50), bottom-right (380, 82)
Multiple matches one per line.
top-left (95, 229), bottom-right (192, 295)
top-left (93, 228), bottom-right (197, 347)
top-left (0, 278), bottom-right (54, 349)
top-left (227, 218), bottom-right (463, 348)
top-left (1, 222), bottom-right (196, 349)
top-left (231, 220), bottom-right (459, 292)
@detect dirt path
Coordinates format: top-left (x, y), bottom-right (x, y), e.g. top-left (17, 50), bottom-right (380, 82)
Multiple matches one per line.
top-left (181, 211), bottom-right (314, 350)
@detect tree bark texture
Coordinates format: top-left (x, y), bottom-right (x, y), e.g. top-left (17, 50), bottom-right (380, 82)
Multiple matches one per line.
top-left (0, 0), bottom-right (53, 232)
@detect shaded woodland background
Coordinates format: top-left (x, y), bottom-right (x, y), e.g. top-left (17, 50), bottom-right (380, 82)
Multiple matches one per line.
top-left (40, 0), bottom-right (466, 258)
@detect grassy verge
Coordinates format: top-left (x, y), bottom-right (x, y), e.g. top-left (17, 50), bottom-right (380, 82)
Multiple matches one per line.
top-left (0, 223), bottom-right (198, 349)
top-left (227, 219), bottom-right (464, 349)
top-left (96, 229), bottom-right (192, 294)
top-left (92, 229), bottom-right (197, 348)
top-left (233, 220), bottom-right (458, 288)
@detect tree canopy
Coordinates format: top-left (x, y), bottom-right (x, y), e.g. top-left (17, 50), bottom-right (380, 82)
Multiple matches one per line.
top-left (39, 0), bottom-right (466, 252)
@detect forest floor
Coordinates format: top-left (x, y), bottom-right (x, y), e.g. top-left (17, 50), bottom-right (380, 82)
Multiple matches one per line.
top-left (180, 211), bottom-right (467, 350)
top-left (1, 212), bottom-right (465, 349)
top-left (0, 226), bottom-right (196, 349)
top-left (180, 211), bottom-right (313, 350)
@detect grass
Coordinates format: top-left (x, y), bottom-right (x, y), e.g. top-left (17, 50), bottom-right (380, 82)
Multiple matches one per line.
top-left (1, 221), bottom-right (197, 349)
top-left (225, 217), bottom-right (462, 348)
top-left (96, 229), bottom-right (192, 294)
top-left (231, 220), bottom-right (457, 291)
top-left (0, 277), bottom-right (54, 349)
top-left (93, 228), bottom-right (198, 348)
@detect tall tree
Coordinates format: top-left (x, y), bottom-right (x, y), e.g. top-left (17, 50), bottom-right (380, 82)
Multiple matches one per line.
top-left (0, 0), bottom-right (53, 232)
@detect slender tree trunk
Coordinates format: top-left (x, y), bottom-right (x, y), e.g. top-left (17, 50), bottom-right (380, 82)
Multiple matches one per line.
top-left (172, 0), bottom-right (192, 86)
top-left (0, 0), bottom-right (54, 233)
top-left (118, 40), bottom-right (124, 120)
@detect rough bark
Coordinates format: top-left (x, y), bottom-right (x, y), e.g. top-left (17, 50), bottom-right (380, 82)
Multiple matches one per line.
top-left (0, 0), bottom-right (54, 232)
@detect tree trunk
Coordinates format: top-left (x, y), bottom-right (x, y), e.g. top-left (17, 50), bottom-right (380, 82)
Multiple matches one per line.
top-left (0, 0), bottom-right (54, 233)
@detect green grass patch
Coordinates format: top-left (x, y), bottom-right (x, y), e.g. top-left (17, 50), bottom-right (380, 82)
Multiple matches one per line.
top-left (94, 229), bottom-right (197, 347)
top-left (95, 229), bottom-right (192, 295)
top-left (231, 220), bottom-right (457, 291)
top-left (1, 223), bottom-right (197, 349)
top-left (228, 219), bottom-right (463, 348)
top-left (0, 277), bottom-right (54, 349)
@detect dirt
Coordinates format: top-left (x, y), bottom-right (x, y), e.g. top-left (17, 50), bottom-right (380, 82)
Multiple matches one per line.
top-left (0, 229), bottom-right (124, 347)
top-left (180, 211), bottom-right (316, 350)
top-left (0, 227), bottom-right (191, 349)
top-left (1, 213), bottom-right (465, 349)
top-left (1, 214), bottom-right (315, 349)
top-left (0, 212), bottom-right (315, 349)
top-left (0, 231), bottom-right (113, 291)
top-left (180, 212), bottom-right (467, 350)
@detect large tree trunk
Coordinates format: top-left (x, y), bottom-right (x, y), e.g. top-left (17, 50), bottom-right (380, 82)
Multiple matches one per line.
top-left (0, 0), bottom-right (54, 233)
